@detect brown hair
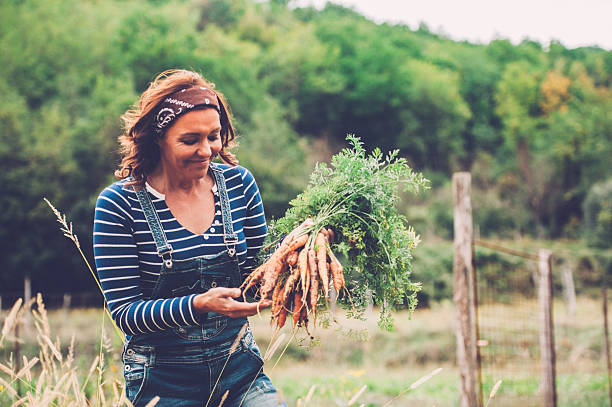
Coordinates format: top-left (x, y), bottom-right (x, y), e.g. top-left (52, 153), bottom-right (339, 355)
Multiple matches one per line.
top-left (115, 69), bottom-right (238, 185)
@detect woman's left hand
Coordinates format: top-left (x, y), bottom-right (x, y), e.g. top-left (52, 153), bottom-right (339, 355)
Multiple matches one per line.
top-left (192, 287), bottom-right (271, 318)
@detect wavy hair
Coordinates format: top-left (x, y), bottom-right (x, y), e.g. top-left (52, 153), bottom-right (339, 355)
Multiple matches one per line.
top-left (115, 69), bottom-right (238, 186)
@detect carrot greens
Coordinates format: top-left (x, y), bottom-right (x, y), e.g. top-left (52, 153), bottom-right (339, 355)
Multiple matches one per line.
top-left (268, 134), bottom-right (429, 330)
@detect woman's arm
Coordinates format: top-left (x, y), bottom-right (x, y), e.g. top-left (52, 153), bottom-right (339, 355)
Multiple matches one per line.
top-left (94, 183), bottom-right (269, 335)
top-left (239, 167), bottom-right (268, 278)
top-left (94, 185), bottom-right (203, 336)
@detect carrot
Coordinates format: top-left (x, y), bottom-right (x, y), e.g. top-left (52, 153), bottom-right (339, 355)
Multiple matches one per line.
top-left (282, 233), bottom-right (309, 257)
top-left (259, 255), bottom-right (287, 300)
top-left (297, 247), bottom-right (309, 295)
top-left (300, 298), bottom-right (310, 334)
top-left (282, 265), bottom-right (299, 304)
top-left (307, 248), bottom-right (319, 320)
top-left (328, 248), bottom-right (345, 294)
top-left (271, 283), bottom-right (285, 319)
top-left (240, 263), bottom-right (267, 299)
top-left (292, 291), bottom-right (303, 328)
top-left (286, 250), bottom-right (299, 267)
top-left (277, 305), bottom-right (288, 329)
top-left (315, 232), bottom-right (330, 299)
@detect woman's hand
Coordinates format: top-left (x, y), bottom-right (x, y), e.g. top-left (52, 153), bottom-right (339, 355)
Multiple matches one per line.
top-left (193, 287), bottom-right (271, 318)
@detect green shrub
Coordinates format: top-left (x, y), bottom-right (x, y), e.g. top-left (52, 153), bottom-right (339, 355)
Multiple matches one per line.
top-left (583, 179), bottom-right (612, 249)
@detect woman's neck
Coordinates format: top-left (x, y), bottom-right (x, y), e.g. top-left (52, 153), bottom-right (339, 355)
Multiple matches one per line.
top-left (147, 165), bottom-right (213, 196)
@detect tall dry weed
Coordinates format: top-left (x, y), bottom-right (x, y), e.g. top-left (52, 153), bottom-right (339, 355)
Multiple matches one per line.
top-left (0, 296), bottom-right (129, 406)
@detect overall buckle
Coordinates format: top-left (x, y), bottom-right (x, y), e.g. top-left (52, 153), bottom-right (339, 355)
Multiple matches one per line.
top-left (224, 234), bottom-right (238, 257)
top-left (158, 245), bottom-right (174, 268)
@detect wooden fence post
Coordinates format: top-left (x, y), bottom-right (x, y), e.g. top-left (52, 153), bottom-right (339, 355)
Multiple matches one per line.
top-left (453, 172), bottom-right (478, 407)
top-left (560, 263), bottom-right (576, 317)
top-left (538, 249), bottom-right (557, 407)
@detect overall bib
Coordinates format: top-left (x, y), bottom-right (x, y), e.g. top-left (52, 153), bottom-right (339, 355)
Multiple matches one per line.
top-left (124, 164), bottom-right (283, 407)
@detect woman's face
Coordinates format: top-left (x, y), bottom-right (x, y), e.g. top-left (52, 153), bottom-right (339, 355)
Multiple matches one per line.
top-left (157, 108), bottom-right (223, 181)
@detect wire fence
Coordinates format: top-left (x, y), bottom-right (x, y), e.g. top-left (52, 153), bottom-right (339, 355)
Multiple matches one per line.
top-left (0, 291), bottom-right (104, 310)
top-left (474, 240), bottom-right (612, 407)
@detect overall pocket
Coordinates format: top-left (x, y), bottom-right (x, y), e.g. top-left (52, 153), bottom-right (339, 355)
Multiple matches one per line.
top-left (202, 275), bottom-right (232, 321)
top-left (241, 326), bottom-right (264, 366)
top-left (122, 348), bottom-right (150, 405)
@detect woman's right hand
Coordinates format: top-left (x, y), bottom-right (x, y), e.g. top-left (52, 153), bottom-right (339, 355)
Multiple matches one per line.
top-left (193, 287), bottom-right (271, 318)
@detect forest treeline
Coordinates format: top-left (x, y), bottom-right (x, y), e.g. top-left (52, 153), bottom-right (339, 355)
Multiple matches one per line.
top-left (1, 0), bottom-right (611, 295)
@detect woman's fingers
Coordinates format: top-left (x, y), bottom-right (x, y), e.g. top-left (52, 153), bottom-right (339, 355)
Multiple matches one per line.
top-left (214, 287), bottom-right (241, 298)
top-left (193, 287), bottom-right (271, 317)
top-left (226, 299), bottom-right (271, 317)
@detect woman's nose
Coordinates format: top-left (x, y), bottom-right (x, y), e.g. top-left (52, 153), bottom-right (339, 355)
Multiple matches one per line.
top-left (196, 141), bottom-right (211, 157)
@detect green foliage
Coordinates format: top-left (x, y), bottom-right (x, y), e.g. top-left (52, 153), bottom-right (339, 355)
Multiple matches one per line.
top-left (235, 97), bottom-right (310, 218)
top-left (1, 0), bottom-right (612, 296)
top-left (583, 179), bottom-right (612, 248)
top-left (271, 135), bottom-right (429, 329)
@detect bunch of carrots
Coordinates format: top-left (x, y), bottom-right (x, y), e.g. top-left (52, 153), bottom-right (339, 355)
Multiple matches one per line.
top-left (240, 225), bottom-right (344, 333)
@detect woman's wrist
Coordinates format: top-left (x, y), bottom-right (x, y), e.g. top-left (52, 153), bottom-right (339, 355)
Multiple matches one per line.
top-left (192, 293), bottom-right (210, 314)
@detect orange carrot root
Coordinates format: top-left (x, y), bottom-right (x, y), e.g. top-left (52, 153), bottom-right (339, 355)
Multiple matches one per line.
top-left (297, 247), bottom-right (309, 295)
top-left (260, 257), bottom-right (288, 300)
top-left (328, 248), bottom-right (345, 294)
top-left (277, 305), bottom-right (288, 329)
top-left (307, 248), bottom-right (319, 321)
top-left (315, 232), bottom-right (330, 300)
top-left (293, 291), bottom-right (303, 328)
top-left (286, 251), bottom-right (299, 267)
top-left (283, 234), bottom-right (309, 257)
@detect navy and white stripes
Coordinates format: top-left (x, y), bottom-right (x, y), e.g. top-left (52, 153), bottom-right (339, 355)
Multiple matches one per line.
top-left (93, 165), bottom-right (267, 336)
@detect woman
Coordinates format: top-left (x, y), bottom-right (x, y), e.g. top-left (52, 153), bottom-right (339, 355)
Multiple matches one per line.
top-left (93, 69), bottom-right (286, 406)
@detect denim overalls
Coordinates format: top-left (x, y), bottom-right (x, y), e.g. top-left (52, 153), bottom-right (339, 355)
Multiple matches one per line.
top-left (123, 164), bottom-right (283, 407)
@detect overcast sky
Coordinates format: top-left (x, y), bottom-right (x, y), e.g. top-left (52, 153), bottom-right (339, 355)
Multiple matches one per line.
top-left (293, 0), bottom-right (612, 50)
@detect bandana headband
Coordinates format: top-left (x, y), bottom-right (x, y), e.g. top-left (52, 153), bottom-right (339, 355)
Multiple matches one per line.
top-left (154, 86), bottom-right (221, 135)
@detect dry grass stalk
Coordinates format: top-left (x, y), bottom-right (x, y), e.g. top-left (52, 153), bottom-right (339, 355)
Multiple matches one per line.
top-left (1, 298), bottom-right (23, 346)
top-left (14, 357), bottom-right (38, 381)
top-left (205, 323), bottom-right (249, 407)
top-left (144, 396), bottom-right (160, 406)
top-left (82, 355), bottom-right (100, 392)
top-left (218, 390), bottom-right (229, 407)
top-left (34, 293), bottom-right (51, 338)
top-left (44, 198), bottom-right (124, 343)
top-left (42, 335), bottom-right (62, 363)
top-left (230, 323), bottom-right (248, 355)
top-left (11, 396), bottom-right (29, 407)
top-left (0, 375), bottom-right (18, 397)
top-left (484, 380), bottom-right (503, 407)
top-left (71, 371), bottom-right (85, 406)
top-left (409, 367), bottom-right (443, 390)
top-left (347, 385), bottom-right (367, 406)
top-left (303, 384), bottom-right (316, 406)
top-left (66, 333), bottom-right (76, 370)
top-left (0, 361), bottom-right (13, 376)
top-left (264, 333), bottom-right (286, 362)
top-left (381, 367), bottom-right (443, 406)
top-left (44, 197), bottom-right (80, 248)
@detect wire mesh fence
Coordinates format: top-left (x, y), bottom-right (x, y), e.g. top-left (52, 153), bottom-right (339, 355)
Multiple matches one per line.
top-left (474, 244), bottom-right (612, 407)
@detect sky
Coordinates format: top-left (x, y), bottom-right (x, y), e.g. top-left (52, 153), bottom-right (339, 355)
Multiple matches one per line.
top-left (293, 0), bottom-right (612, 50)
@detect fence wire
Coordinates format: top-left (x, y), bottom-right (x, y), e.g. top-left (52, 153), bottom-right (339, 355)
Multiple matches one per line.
top-left (474, 242), bottom-right (612, 407)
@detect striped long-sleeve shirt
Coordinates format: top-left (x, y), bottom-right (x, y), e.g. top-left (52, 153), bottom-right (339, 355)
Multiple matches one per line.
top-left (93, 164), bottom-right (267, 336)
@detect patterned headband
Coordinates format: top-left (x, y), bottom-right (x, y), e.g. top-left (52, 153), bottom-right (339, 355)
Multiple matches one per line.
top-left (154, 86), bottom-right (221, 135)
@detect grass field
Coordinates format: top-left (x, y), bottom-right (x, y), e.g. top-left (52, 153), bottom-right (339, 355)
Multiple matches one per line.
top-left (0, 296), bottom-right (609, 406)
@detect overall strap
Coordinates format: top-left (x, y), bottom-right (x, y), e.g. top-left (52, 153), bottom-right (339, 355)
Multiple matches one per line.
top-left (133, 185), bottom-right (174, 268)
top-left (210, 164), bottom-right (239, 257)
